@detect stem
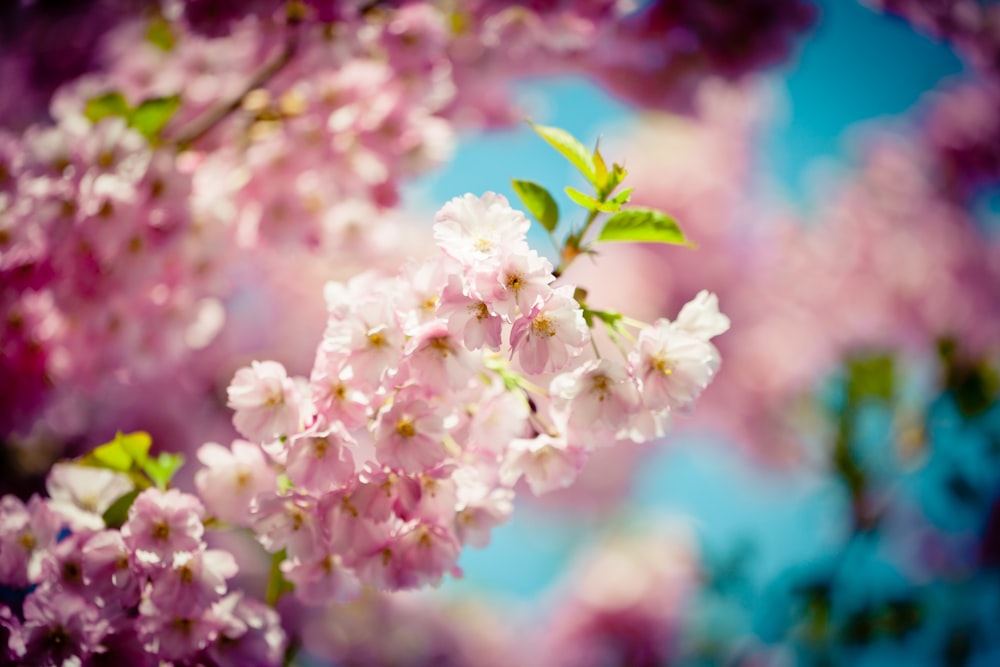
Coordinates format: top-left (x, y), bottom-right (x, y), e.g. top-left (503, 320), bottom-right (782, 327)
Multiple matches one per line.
top-left (554, 208), bottom-right (599, 278)
top-left (171, 27), bottom-right (300, 149)
top-left (265, 549), bottom-right (292, 607)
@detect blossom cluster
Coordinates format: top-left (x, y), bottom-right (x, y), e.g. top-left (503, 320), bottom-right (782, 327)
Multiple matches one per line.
top-left (208, 191), bottom-right (728, 603)
top-left (0, 468), bottom-right (284, 666)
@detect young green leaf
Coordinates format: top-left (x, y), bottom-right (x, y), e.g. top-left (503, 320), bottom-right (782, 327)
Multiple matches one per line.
top-left (84, 439), bottom-right (133, 472)
top-left (608, 187), bottom-right (634, 208)
top-left (84, 92), bottom-right (131, 124)
top-left (597, 208), bottom-right (690, 246)
top-left (565, 186), bottom-right (620, 213)
top-left (115, 431), bottom-right (151, 466)
top-left (141, 452), bottom-right (185, 490)
top-left (267, 550), bottom-right (296, 606)
top-left (529, 122), bottom-right (597, 186)
top-left (511, 179), bottom-right (560, 232)
top-left (130, 96), bottom-right (181, 142)
top-left (146, 16), bottom-right (176, 51)
top-left (101, 489), bottom-right (142, 529)
top-left (593, 143), bottom-right (609, 189)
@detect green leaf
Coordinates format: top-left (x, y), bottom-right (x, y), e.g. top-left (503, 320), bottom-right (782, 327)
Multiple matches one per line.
top-left (605, 164), bottom-right (628, 195)
top-left (146, 16), bottom-right (176, 51)
top-left (608, 187), bottom-right (634, 208)
top-left (597, 208), bottom-right (690, 245)
top-left (593, 143), bottom-right (609, 189)
top-left (511, 179), bottom-right (560, 232)
top-left (266, 550), bottom-right (296, 607)
top-left (116, 431), bottom-right (151, 466)
top-left (565, 186), bottom-right (619, 213)
top-left (529, 122), bottom-right (597, 186)
top-left (84, 92), bottom-right (131, 124)
top-left (101, 489), bottom-right (141, 529)
top-left (130, 96), bottom-right (181, 142)
top-left (846, 354), bottom-right (895, 405)
top-left (140, 452), bottom-right (185, 490)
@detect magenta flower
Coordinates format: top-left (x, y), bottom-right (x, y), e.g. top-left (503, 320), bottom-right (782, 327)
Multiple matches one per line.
top-left (148, 548), bottom-right (239, 615)
top-left (0, 494), bottom-right (61, 586)
top-left (20, 588), bottom-right (108, 667)
top-left (121, 489), bottom-right (205, 567)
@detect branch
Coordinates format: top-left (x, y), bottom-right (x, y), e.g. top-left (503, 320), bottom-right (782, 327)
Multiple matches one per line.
top-left (171, 27), bottom-right (300, 149)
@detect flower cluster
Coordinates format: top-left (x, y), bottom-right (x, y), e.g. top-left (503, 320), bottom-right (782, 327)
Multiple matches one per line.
top-left (0, 470), bottom-right (285, 666)
top-left (212, 192), bottom-right (728, 602)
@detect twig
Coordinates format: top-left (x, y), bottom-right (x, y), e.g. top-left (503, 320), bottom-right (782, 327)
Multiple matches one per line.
top-left (171, 28), bottom-right (300, 149)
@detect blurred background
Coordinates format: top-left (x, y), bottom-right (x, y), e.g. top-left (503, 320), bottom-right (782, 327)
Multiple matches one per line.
top-left (2, 0), bottom-right (999, 664)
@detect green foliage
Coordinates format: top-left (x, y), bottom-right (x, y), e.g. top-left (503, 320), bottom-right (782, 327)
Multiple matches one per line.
top-left (146, 16), bottom-right (176, 51)
top-left (511, 179), bottom-right (560, 231)
top-left (564, 186), bottom-right (620, 213)
top-left (82, 431), bottom-right (151, 472)
top-left (267, 550), bottom-right (295, 606)
top-left (519, 121), bottom-right (689, 280)
top-left (101, 489), bottom-right (142, 529)
top-left (84, 93), bottom-right (131, 125)
top-left (130, 97), bottom-right (182, 142)
top-left (845, 354), bottom-right (895, 405)
top-left (938, 338), bottom-right (999, 417)
top-left (529, 122), bottom-right (598, 186)
top-left (597, 208), bottom-right (690, 246)
top-left (83, 92), bottom-right (181, 144)
top-left (80, 430), bottom-right (184, 493)
top-left (141, 452), bottom-right (186, 491)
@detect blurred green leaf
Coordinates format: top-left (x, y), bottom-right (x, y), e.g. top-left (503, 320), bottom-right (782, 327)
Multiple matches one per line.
top-left (529, 122), bottom-right (597, 186)
top-left (266, 549), bottom-right (295, 606)
top-left (84, 92), bottom-right (131, 124)
top-left (565, 186), bottom-right (619, 213)
top-left (130, 96), bottom-right (181, 142)
top-left (146, 16), bottom-right (176, 51)
top-left (511, 179), bottom-right (559, 232)
top-left (846, 354), bottom-right (895, 405)
top-left (101, 489), bottom-right (141, 529)
top-left (140, 452), bottom-right (185, 490)
top-left (597, 208), bottom-right (689, 245)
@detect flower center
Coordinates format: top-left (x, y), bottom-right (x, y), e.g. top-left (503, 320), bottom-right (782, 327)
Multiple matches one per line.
top-left (530, 315), bottom-right (556, 338)
top-left (152, 520), bottom-right (171, 541)
top-left (396, 418), bottom-right (416, 438)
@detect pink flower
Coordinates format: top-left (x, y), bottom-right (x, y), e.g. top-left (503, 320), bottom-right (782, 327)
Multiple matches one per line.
top-left (372, 387), bottom-right (449, 474)
top-left (285, 426), bottom-right (357, 494)
top-left (0, 495), bottom-right (61, 586)
top-left (510, 285), bottom-right (589, 375)
top-left (550, 358), bottom-right (642, 438)
top-left (46, 463), bottom-right (134, 531)
top-left (400, 318), bottom-right (477, 391)
top-left (207, 592), bottom-right (287, 667)
top-left (227, 360), bottom-right (313, 442)
top-left (482, 247), bottom-right (555, 321)
top-left (281, 553), bottom-right (361, 605)
top-left (148, 548), bottom-right (239, 615)
top-left (138, 597), bottom-right (222, 662)
top-left (437, 273), bottom-right (503, 351)
top-left (433, 192), bottom-right (530, 266)
top-left (673, 290), bottom-right (731, 341)
top-left (121, 489), bottom-right (205, 567)
top-left (195, 440), bottom-right (276, 526)
top-left (81, 530), bottom-right (141, 608)
top-left (500, 435), bottom-right (588, 495)
top-left (20, 589), bottom-right (107, 667)
top-left (632, 320), bottom-right (720, 412)
top-left (251, 493), bottom-right (323, 562)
